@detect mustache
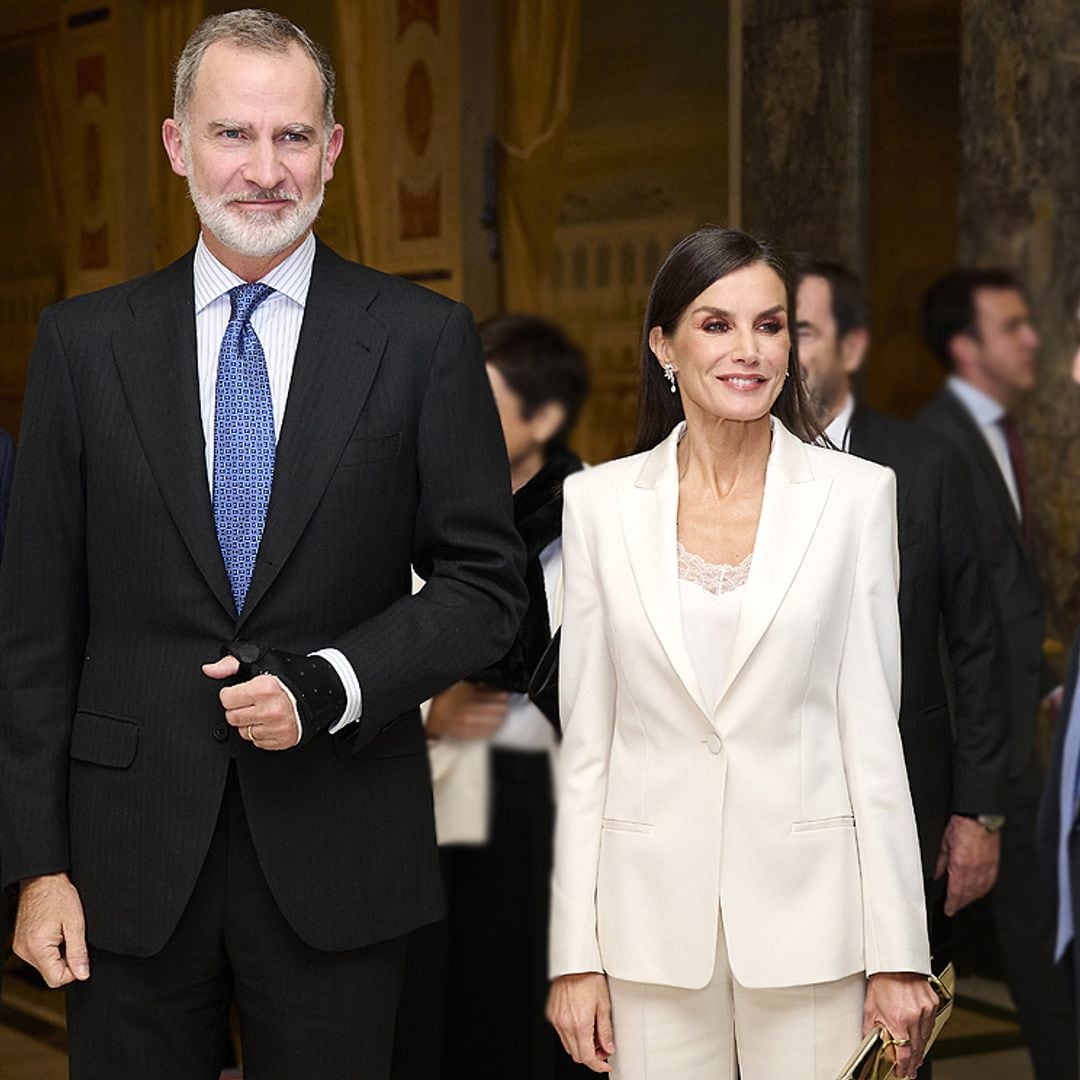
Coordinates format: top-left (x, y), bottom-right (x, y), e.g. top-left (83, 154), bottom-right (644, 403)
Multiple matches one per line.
top-left (222, 190), bottom-right (300, 205)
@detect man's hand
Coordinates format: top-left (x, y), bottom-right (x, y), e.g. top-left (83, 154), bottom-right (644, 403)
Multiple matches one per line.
top-left (934, 814), bottom-right (1000, 916)
top-left (425, 680), bottom-right (510, 740)
top-left (547, 972), bottom-right (615, 1073)
top-left (14, 873), bottom-right (90, 988)
top-left (203, 655), bottom-right (301, 750)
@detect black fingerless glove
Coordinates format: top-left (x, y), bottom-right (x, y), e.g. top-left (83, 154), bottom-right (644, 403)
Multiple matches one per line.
top-left (221, 641), bottom-right (347, 747)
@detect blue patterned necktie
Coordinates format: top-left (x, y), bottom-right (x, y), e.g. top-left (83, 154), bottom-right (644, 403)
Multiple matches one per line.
top-left (213, 282), bottom-right (275, 613)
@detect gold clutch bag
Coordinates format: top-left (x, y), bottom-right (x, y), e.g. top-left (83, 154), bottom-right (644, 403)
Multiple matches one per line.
top-left (834, 965), bottom-right (956, 1080)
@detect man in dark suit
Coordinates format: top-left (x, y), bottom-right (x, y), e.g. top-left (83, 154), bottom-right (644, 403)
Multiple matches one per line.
top-left (1038, 341), bottom-right (1080, 1062)
top-left (919, 268), bottom-right (1076, 1080)
top-left (795, 258), bottom-right (1008, 962)
top-left (0, 11), bottom-right (525, 1079)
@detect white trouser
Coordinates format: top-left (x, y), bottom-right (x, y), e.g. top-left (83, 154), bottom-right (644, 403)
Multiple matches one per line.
top-left (606, 916), bottom-right (865, 1079)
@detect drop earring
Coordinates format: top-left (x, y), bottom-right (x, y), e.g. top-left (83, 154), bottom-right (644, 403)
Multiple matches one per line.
top-left (663, 363), bottom-right (677, 393)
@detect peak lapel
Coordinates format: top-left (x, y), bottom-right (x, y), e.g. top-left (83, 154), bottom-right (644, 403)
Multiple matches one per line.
top-left (238, 246), bottom-right (387, 627)
top-left (617, 426), bottom-right (710, 718)
top-left (111, 254), bottom-right (237, 619)
top-left (716, 424), bottom-right (830, 709)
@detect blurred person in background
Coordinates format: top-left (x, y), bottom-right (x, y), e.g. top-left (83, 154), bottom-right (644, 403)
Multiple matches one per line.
top-left (919, 269), bottom-right (1077, 1080)
top-left (1038, 329), bottom-right (1080, 1067)
top-left (393, 314), bottom-right (590, 1080)
top-left (547, 228), bottom-right (937, 1080)
top-left (794, 258), bottom-right (1008, 989)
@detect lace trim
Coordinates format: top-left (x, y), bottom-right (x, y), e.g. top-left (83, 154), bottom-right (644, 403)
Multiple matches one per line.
top-left (677, 542), bottom-right (752, 595)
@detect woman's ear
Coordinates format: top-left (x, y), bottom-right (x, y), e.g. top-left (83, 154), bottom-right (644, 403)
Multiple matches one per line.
top-left (648, 326), bottom-right (670, 369)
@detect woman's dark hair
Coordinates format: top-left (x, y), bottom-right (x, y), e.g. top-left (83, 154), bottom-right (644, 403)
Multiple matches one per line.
top-left (480, 313), bottom-right (590, 445)
top-left (633, 227), bottom-right (820, 452)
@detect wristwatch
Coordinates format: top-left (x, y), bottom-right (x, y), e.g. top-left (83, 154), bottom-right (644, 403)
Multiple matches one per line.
top-left (974, 813), bottom-right (1006, 833)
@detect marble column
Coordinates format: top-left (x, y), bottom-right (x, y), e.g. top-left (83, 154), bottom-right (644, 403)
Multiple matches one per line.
top-left (960, 0), bottom-right (1080, 646)
top-left (740, 0), bottom-right (871, 272)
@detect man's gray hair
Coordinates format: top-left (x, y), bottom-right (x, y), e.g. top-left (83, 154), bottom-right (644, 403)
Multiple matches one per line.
top-left (173, 9), bottom-right (336, 134)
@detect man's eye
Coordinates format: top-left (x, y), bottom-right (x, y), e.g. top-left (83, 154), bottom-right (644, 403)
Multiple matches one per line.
top-left (222, 130), bottom-right (242, 139)
top-left (282, 132), bottom-right (308, 143)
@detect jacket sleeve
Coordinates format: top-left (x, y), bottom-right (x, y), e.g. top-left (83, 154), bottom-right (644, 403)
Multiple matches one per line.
top-left (549, 475), bottom-right (616, 977)
top-left (330, 302), bottom-right (527, 750)
top-left (837, 467), bottom-right (931, 977)
top-left (935, 444), bottom-right (1010, 816)
top-left (0, 308), bottom-right (89, 888)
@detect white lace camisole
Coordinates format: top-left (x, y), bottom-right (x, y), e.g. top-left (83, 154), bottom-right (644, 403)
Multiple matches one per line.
top-left (677, 541), bottom-right (751, 713)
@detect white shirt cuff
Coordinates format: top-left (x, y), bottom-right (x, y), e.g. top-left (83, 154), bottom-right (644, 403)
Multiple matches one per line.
top-left (312, 648), bottom-right (363, 732)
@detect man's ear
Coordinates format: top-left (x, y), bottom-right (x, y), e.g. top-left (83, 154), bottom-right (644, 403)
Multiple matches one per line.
top-left (948, 332), bottom-right (978, 376)
top-left (841, 327), bottom-right (869, 375)
top-left (529, 401), bottom-right (567, 447)
top-left (323, 124), bottom-right (345, 181)
top-left (162, 119), bottom-right (188, 178)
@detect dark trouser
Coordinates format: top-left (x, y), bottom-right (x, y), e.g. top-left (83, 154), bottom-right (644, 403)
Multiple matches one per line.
top-left (990, 766), bottom-right (1078, 1080)
top-left (392, 748), bottom-right (589, 1080)
top-left (66, 766), bottom-right (407, 1080)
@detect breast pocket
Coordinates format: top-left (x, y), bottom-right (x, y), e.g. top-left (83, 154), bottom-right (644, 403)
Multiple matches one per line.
top-left (338, 431), bottom-right (402, 469)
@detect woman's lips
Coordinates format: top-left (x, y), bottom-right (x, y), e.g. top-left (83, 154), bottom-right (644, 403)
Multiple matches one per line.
top-left (717, 374), bottom-right (767, 391)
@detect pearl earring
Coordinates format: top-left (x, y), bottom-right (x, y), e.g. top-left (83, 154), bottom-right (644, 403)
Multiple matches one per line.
top-left (663, 363), bottom-right (677, 393)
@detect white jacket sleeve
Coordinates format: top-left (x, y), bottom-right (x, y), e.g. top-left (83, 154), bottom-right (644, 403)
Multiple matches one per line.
top-left (549, 477), bottom-right (617, 977)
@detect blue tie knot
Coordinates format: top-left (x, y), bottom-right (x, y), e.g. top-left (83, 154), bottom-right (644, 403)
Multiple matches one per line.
top-left (229, 282), bottom-right (274, 324)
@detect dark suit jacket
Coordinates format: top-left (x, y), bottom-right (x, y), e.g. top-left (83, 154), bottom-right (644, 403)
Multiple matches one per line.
top-left (919, 386), bottom-right (1051, 787)
top-left (849, 404), bottom-right (1008, 877)
top-left (0, 240), bottom-right (527, 957)
top-left (1037, 642), bottom-right (1079, 956)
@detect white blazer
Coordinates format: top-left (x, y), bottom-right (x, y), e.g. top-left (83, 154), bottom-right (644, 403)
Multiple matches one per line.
top-left (550, 421), bottom-right (930, 991)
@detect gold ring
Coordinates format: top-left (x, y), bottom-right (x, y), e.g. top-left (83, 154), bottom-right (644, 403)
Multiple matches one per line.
top-left (883, 1037), bottom-right (911, 1048)
top-left (247, 725), bottom-right (256, 741)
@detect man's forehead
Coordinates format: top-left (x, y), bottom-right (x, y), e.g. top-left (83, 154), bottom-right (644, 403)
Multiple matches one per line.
top-left (189, 41), bottom-right (322, 108)
top-left (973, 286), bottom-right (1028, 321)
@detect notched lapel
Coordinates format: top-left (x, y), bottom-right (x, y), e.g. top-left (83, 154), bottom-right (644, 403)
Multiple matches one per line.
top-left (717, 428), bottom-right (830, 708)
top-left (618, 431), bottom-right (710, 718)
top-left (239, 257), bottom-right (387, 626)
top-left (111, 257), bottom-right (237, 619)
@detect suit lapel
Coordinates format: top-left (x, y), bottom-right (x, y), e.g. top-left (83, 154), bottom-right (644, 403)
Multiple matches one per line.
top-left (716, 423), bottom-right (831, 708)
top-left (237, 242), bottom-right (387, 627)
top-left (940, 388), bottom-right (1026, 550)
top-left (618, 426), bottom-right (710, 718)
top-left (111, 253), bottom-right (237, 619)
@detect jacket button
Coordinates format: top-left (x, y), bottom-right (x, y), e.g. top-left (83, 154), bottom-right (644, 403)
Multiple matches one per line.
top-left (705, 732), bottom-right (722, 755)
top-left (212, 723), bottom-right (228, 742)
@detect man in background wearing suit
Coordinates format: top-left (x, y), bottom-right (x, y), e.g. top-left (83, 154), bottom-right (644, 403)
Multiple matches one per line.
top-left (1038, 338), bottom-right (1080, 1064)
top-left (919, 269), bottom-right (1076, 1080)
top-left (795, 258), bottom-right (1008, 970)
top-left (0, 10), bottom-right (525, 1079)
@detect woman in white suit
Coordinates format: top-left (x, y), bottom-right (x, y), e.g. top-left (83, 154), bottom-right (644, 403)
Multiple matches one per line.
top-left (547, 229), bottom-right (938, 1080)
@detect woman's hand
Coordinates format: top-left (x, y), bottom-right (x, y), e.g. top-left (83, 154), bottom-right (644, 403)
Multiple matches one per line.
top-left (863, 971), bottom-right (939, 1079)
top-left (546, 972), bottom-right (616, 1073)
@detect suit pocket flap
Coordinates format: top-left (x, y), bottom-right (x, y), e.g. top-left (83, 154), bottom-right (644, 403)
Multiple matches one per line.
top-left (70, 711), bottom-right (139, 768)
top-left (601, 818), bottom-right (655, 834)
top-left (338, 431), bottom-right (402, 467)
top-left (791, 814), bottom-right (854, 834)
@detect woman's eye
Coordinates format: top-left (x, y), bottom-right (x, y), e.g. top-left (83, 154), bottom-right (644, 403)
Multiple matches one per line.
top-left (758, 320), bottom-right (784, 334)
top-left (703, 320), bottom-right (730, 333)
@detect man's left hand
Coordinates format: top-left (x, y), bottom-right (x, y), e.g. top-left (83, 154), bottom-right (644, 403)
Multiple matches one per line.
top-left (203, 655), bottom-right (301, 750)
top-left (934, 813), bottom-right (1000, 916)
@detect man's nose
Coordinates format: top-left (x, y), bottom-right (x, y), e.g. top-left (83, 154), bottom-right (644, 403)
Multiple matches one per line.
top-left (242, 137), bottom-right (287, 191)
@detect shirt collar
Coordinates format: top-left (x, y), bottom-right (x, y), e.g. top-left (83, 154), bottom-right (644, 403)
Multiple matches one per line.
top-left (193, 231), bottom-right (317, 314)
top-left (824, 392), bottom-right (855, 449)
top-left (947, 374), bottom-right (1006, 426)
